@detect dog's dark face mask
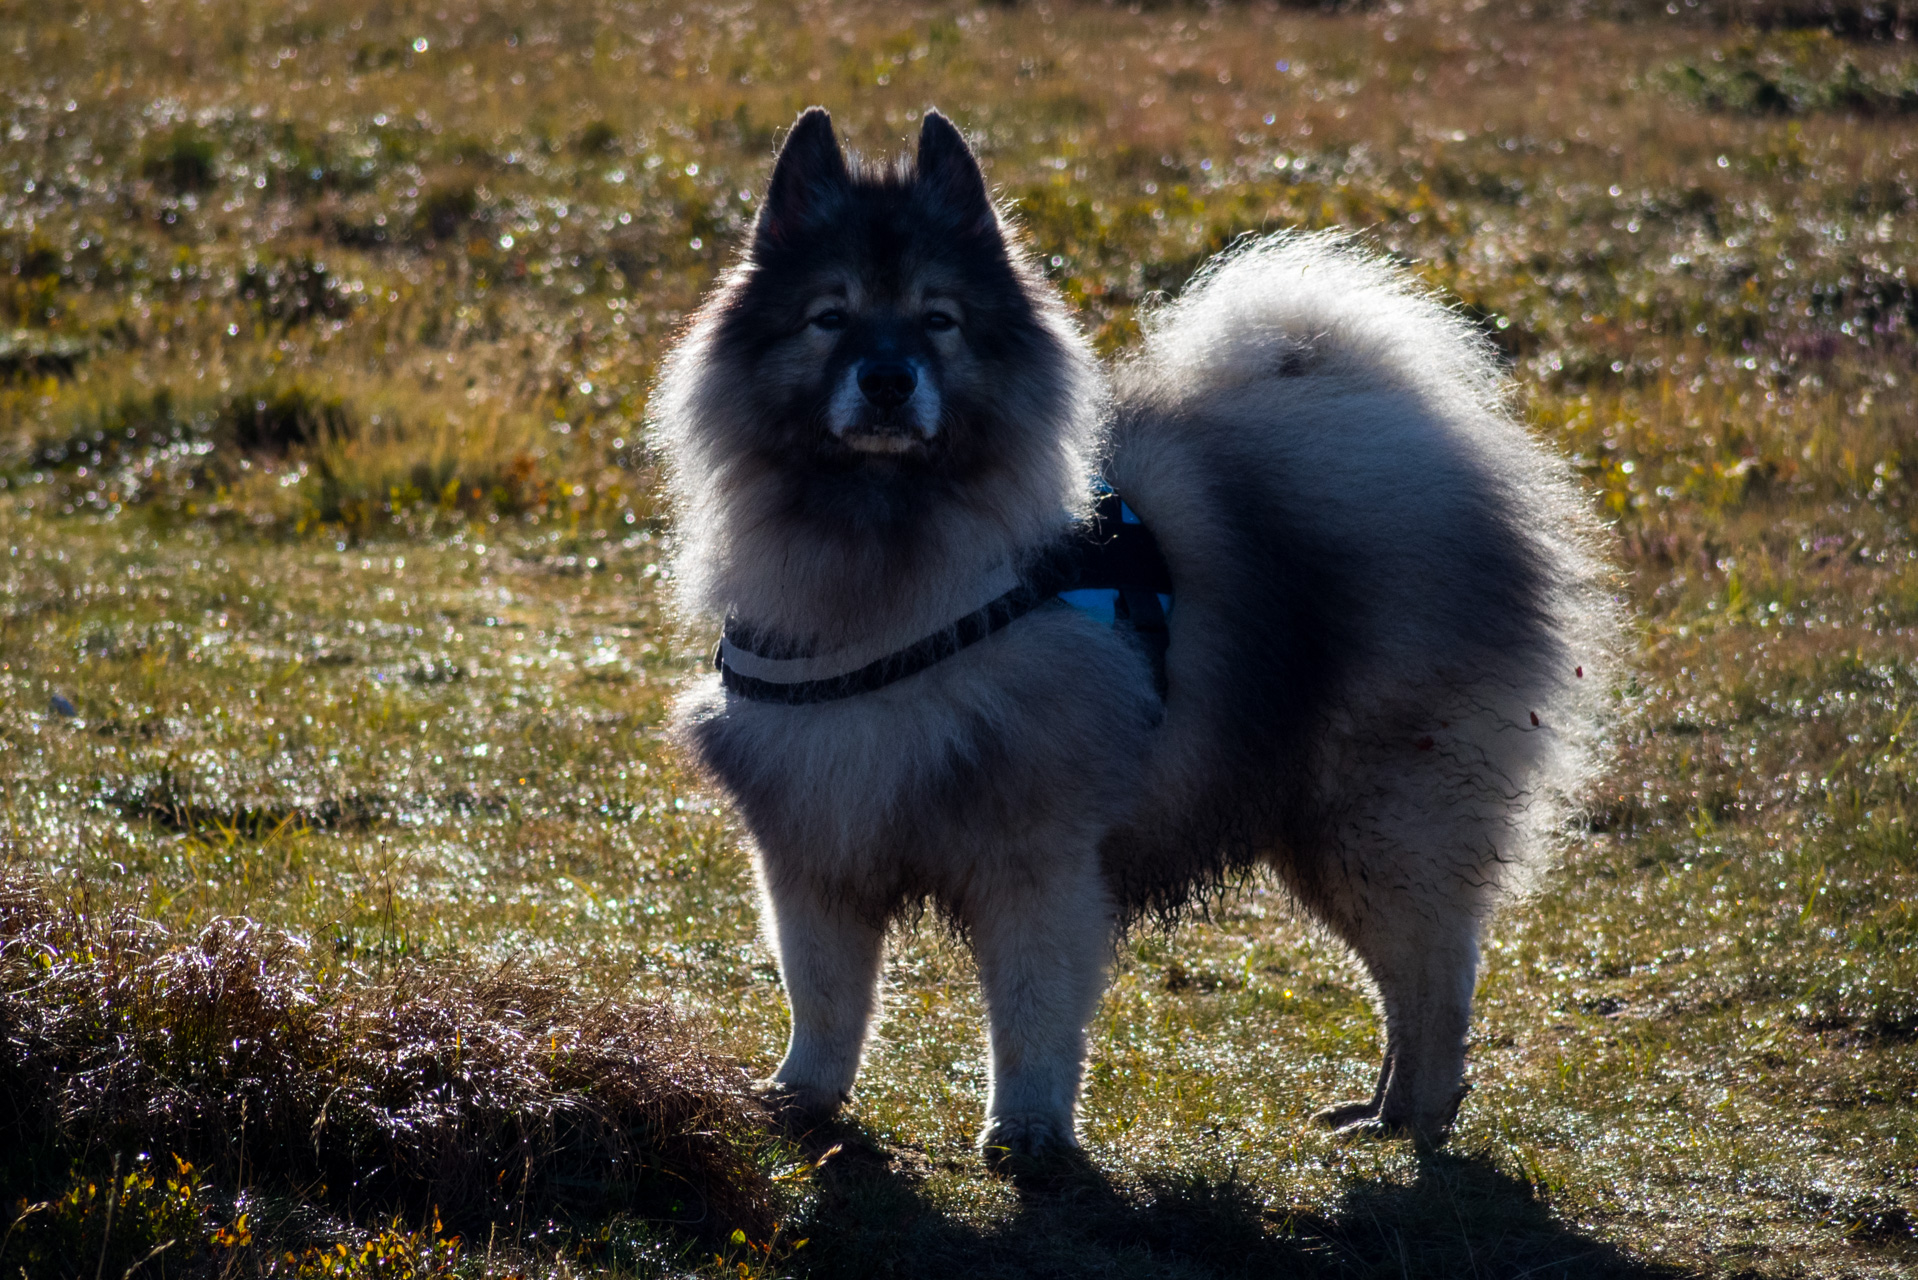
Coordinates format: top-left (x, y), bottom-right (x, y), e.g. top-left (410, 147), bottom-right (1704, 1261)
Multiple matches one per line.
top-left (708, 109), bottom-right (1073, 533)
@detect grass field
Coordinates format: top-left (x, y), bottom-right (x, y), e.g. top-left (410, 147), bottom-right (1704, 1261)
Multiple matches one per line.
top-left (2, 1), bottom-right (1916, 1276)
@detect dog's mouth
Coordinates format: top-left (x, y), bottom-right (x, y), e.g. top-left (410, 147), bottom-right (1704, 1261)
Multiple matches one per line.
top-left (831, 412), bottom-right (935, 458)
top-left (840, 431), bottom-right (925, 456)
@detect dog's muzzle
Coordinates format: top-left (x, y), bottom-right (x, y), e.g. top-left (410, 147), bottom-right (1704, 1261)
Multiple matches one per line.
top-left (831, 359), bottom-right (939, 451)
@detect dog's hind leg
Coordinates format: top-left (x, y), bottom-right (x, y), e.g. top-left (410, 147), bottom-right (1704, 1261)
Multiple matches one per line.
top-left (756, 873), bottom-right (887, 1129)
top-left (1280, 825), bottom-right (1486, 1144)
top-left (1316, 896), bottom-right (1479, 1143)
top-left (967, 846), bottom-right (1115, 1164)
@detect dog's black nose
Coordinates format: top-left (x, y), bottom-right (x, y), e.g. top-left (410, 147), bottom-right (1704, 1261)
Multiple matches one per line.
top-left (858, 362), bottom-right (916, 409)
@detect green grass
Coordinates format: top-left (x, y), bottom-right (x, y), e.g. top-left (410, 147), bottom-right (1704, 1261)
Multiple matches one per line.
top-left (2, 1), bottom-right (1916, 1276)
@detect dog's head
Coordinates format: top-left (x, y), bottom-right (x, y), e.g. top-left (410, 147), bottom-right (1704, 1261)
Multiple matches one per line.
top-left (677, 107), bottom-right (1092, 486)
top-left (747, 107), bottom-right (999, 461)
top-left (657, 108), bottom-right (1098, 625)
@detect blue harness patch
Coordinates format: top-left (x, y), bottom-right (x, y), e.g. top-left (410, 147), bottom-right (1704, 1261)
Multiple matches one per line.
top-left (1055, 493), bottom-right (1172, 633)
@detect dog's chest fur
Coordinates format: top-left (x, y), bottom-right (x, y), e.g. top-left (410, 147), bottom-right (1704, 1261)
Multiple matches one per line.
top-left (677, 604), bottom-right (1161, 907)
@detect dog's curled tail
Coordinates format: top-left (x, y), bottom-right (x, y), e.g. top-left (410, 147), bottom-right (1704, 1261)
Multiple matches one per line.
top-left (1131, 230), bottom-right (1509, 423)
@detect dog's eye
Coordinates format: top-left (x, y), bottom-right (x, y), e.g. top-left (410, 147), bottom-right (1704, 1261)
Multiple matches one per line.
top-left (924, 311), bottom-right (958, 332)
top-left (810, 309), bottom-right (848, 331)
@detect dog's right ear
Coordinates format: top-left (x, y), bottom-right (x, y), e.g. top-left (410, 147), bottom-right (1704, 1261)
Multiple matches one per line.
top-left (755, 108), bottom-right (850, 251)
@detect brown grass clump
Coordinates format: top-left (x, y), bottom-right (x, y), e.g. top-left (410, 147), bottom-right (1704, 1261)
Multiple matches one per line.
top-left (0, 872), bottom-right (777, 1257)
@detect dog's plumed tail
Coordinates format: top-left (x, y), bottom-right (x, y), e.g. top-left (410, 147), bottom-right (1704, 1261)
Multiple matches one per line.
top-left (1102, 232), bottom-right (1618, 921)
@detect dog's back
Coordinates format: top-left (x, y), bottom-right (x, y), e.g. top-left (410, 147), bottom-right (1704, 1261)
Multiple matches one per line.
top-left (1105, 231), bottom-right (1616, 926)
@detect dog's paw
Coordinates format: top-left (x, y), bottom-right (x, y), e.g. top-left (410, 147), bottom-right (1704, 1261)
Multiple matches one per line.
top-left (1314, 1084), bottom-right (1470, 1145)
top-left (1313, 1099), bottom-right (1382, 1133)
top-left (750, 1079), bottom-right (846, 1132)
top-left (1317, 1109), bottom-right (1430, 1144)
top-left (978, 1113), bottom-right (1078, 1176)
top-left (1387, 1083), bottom-right (1471, 1146)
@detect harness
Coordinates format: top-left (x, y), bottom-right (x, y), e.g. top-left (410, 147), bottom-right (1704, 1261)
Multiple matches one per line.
top-left (715, 488), bottom-right (1173, 705)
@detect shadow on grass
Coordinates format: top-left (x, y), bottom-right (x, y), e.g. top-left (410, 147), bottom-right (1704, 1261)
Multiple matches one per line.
top-left (786, 1125), bottom-right (1677, 1280)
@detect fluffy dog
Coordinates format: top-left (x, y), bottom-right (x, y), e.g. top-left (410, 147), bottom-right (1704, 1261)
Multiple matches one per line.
top-left (650, 107), bottom-right (1614, 1159)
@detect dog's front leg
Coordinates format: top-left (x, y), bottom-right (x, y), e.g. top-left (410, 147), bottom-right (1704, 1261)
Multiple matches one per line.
top-left (969, 851), bottom-right (1114, 1164)
top-left (756, 871), bottom-right (886, 1129)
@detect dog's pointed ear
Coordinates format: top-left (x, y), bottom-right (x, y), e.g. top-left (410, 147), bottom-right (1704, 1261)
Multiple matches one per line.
top-left (756, 108), bottom-right (850, 250)
top-left (916, 111), bottom-right (997, 239)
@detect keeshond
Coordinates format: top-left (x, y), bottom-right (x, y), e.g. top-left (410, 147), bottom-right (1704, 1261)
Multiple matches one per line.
top-left (651, 107), bottom-right (1615, 1161)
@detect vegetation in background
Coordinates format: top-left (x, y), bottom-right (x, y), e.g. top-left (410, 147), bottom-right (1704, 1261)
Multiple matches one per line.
top-left (1, 0), bottom-right (1915, 1276)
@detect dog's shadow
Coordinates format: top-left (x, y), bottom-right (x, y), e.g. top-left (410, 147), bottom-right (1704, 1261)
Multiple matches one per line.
top-left (781, 1123), bottom-right (1678, 1280)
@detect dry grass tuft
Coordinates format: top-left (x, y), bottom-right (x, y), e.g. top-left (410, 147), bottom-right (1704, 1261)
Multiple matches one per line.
top-left (0, 872), bottom-right (777, 1260)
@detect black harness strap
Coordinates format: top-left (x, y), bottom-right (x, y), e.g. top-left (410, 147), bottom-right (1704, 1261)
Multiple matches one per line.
top-left (717, 488), bottom-right (1173, 705)
top-left (716, 579), bottom-right (1057, 704)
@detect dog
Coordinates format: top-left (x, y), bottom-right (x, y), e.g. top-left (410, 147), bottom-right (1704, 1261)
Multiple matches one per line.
top-left (649, 107), bottom-right (1614, 1160)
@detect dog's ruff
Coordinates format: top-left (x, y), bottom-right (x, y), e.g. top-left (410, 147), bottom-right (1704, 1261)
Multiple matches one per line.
top-left (650, 108), bottom-right (1617, 1161)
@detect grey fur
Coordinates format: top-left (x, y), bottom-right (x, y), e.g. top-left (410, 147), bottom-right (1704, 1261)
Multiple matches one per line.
top-left (651, 108), bottom-right (1617, 1156)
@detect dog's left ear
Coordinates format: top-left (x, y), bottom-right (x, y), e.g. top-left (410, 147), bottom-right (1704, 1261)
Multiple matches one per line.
top-left (916, 111), bottom-right (998, 240)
